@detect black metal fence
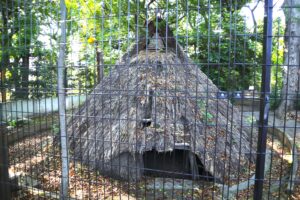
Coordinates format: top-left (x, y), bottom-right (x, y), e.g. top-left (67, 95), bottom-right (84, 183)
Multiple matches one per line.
top-left (0, 0), bottom-right (299, 199)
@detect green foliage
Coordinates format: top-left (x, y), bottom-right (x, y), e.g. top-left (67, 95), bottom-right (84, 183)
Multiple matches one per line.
top-left (270, 89), bottom-right (282, 110)
top-left (197, 99), bottom-right (214, 123)
top-left (52, 123), bottom-right (60, 135)
top-left (172, 1), bottom-right (264, 91)
top-left (67, 0), bottom-right (258, 70)
top-left (1, 0), bottom-right (60, 99)
top-left (7, 120), bottom-right (17, 128)
top-left (7, 118), bottom-right (31, 128)
top-left (271, 17), bottom-right (285, 100)
top-left (0, 0), bottom-right (286, 100)
top-left (245, 115), bottom-right (257, 125)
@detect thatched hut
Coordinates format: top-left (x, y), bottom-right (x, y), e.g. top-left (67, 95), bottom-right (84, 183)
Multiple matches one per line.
top-left (67, 19), bottom-right (256, 183)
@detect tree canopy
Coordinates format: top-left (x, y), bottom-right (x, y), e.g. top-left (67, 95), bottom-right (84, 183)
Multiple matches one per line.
top-left (0, 0), bottom-right (285, 103)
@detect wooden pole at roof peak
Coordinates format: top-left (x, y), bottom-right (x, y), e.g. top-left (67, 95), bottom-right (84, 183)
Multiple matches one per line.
top-left (95, 42), bottom-right (104, 83)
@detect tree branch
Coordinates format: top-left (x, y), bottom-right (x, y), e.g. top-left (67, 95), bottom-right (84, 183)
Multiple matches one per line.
top-left (245, 0), bottom-right (261, 33)
top-left (147, 0), bottom-right (156, 8)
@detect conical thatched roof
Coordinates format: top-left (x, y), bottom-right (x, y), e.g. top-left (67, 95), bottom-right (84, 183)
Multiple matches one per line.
top-left (68, 20), bottom-right (256, 183)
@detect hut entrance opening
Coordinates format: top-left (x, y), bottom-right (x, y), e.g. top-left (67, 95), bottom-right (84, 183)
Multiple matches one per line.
top-left (142, 146), bottom-right (213, 181)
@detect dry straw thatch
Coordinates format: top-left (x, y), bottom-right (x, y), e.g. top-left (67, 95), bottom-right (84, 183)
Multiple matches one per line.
top-left (68, 19), bottom-right (256, 183)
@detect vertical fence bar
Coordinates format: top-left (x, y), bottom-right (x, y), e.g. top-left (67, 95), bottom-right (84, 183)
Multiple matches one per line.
top-left (58, 0), bottom-right (69, 198)
top-left (253, 0), bottom-right (273, 199)
top-left (0, 122), bottom-right (10, 200)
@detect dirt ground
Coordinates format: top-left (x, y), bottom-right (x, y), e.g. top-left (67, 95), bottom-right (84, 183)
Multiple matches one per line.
top-left (7, 116), bottom-right (294, 199)
top-left (0, 109), bottom-right (295, 199)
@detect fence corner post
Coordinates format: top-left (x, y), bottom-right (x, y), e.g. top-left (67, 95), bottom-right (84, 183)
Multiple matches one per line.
top-left (58, 0), bottom-right (69, 199)
top-left (253, 0), bottom-right (273, 199)
top-left (0, 122), bottom-right (11, 200)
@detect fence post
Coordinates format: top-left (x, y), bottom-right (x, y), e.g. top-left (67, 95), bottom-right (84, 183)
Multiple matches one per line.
top-left (253, 0), bottom-right (273, 199)
top-left (0, 122), bottom-right (11, 200)
top-left (58, 0), bottom-right (69, 199)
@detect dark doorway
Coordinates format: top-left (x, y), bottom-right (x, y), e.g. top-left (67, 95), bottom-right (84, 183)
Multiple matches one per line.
top-left (143, 149), bottom-right (213, 181)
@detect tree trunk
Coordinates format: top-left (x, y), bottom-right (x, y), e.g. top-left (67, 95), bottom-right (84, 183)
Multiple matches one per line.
top-left (21, 55), bottom-right (29, 99)
top-left (15, 54), bottom-right (30, 99)
top-left (276, 0), bottom-right (300, 118)
top-left (0, 7), bottom-right (9, 102)
top-left (0, 69), bottom-right (6, 102)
